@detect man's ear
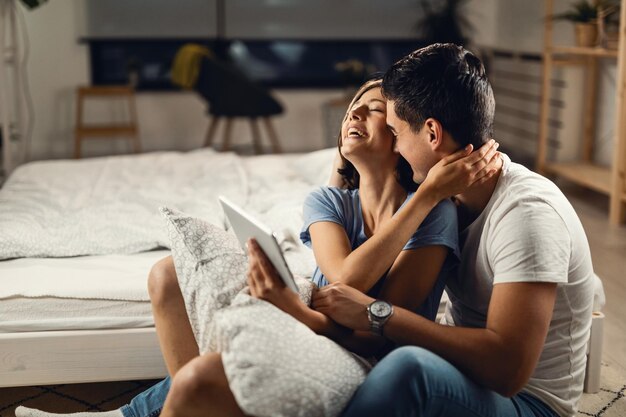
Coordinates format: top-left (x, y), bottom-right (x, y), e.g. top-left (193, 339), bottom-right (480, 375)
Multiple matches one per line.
top-left (425, 118), bottom-right (444, 151)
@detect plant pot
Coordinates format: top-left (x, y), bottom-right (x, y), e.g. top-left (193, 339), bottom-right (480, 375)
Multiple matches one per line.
top-left (575, 22), bottom-right (598, 47)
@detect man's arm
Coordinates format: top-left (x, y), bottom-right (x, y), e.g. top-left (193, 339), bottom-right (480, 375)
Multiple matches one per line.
top-left (314, 279), bottom-right (557, 397)
top-left (385, 282), bottom-right (557, 396)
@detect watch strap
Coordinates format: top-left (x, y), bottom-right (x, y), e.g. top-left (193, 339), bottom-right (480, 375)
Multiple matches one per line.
top-left (369, 319), bottom-right (384, 336)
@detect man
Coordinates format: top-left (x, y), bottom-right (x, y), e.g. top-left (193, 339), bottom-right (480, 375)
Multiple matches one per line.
top-left (313, 43), bottom-right (594, 417)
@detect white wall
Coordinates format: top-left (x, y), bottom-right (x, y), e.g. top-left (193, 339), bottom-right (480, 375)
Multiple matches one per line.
top-left (464, 0), bottom-right (499, 48)
top-left (82, 0), bottom-right (421, 40)
top-left (475, 0), bottom-right (587, 53)
top-left (129, 89), bottom-right (342, 155)
top-left (22, 0), bottom-right (89, 160)
top-left (21, 0), bottom-right (344, 161)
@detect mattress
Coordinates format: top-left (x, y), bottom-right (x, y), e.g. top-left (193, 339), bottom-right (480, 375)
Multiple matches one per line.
top-left (0, 250), bottom-right (170, 333)
top-left (0, 297), bottom-right (153, 332)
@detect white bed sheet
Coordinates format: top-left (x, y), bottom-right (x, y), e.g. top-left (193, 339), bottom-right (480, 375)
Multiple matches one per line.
top-left (0, 250), bottom-right (170, 333)
top-left (0, 250), bottom-right (170, 301)
top-left (0, 148), bottom-right (337, 261)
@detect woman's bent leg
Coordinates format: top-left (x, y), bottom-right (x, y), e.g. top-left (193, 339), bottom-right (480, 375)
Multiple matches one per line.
top-left (340, 346), bottom-right (557, 417)
top-left (148, 256), bottom-right (199, 376)
top-left (160, 353), bottom-right (246, 417)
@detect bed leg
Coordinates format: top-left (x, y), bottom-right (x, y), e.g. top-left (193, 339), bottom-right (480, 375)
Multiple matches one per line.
top-left (584, 311), bottom-right (604, 393)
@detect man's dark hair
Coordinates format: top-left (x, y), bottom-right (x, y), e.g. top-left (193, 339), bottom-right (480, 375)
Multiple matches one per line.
top-left (382, 43), bottom-right (495, 149)
top-left (337, 78), bottom-right (417, 192)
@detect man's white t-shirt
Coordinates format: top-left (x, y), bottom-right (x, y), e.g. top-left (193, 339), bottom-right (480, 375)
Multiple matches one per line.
top-left (444, 154), bottom-right (595, 417)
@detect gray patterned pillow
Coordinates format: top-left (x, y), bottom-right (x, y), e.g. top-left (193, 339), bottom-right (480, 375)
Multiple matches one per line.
top-left (160, 206), bottom-right (248, 352)
top-left (160, 207), bottom-right (370, 417)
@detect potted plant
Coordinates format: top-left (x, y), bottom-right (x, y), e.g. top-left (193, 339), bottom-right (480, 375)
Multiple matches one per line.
top-left (552, 0), bottom-right (618, 47)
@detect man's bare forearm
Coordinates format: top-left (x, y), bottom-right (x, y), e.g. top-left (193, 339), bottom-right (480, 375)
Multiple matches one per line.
top-left (384, 307), bottom-right (524, 397)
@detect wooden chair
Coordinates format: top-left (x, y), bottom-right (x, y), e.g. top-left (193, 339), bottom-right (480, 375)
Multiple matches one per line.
top-left (203, 116), bottom-right (282, 154)
top-left (74, 86), bottom-right (140, 159)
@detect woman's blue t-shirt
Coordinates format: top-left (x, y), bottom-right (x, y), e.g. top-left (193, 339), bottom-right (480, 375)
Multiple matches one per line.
top-left (299, 186), bottom-right (460, 321)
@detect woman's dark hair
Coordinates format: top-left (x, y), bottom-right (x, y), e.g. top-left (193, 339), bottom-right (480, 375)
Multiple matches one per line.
top-left (336, 77), bottom-right (418, 192)
top-left (382, 43), bottom-right (495, 150)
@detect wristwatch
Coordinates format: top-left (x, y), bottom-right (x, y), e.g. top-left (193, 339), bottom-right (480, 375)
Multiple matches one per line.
top-left (366, 300), bottom-right (394, 336)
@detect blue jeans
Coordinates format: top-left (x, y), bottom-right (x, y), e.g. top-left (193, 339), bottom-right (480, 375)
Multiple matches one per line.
top-left (119, 347), bottom-right (558, 417)
top-left (120, 377), bottom-right (170, 417)
top-left (340, 346), bottom-right (558, 417)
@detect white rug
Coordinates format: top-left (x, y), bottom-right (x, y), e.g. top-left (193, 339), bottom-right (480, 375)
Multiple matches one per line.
top-left (577, 362), bottom-right (626, 417)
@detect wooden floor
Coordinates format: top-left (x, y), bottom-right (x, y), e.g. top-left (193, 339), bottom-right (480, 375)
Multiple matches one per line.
top-left (560, 182), bottom-right (626, 375)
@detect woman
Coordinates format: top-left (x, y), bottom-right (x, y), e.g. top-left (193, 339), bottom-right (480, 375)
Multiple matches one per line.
top-left (16, 78), bottom-right (461, 417)
top-left (241, 79), bottom-right (459, 350)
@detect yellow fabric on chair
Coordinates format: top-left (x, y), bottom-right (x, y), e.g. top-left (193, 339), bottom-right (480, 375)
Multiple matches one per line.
top-left (171, 44), bottom-right (213, 89)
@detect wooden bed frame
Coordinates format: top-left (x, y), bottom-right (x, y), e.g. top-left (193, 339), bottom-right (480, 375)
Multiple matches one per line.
top-left (0, 313), bottom-right (605, 394)
top-left (0, 327), bottom-right (166, 387)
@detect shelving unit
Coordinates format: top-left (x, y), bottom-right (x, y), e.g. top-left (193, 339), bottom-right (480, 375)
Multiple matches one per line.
top-left (537, 0), bottom-right (626, 225)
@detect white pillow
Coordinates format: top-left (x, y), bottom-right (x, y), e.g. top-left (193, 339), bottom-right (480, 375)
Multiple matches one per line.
top-left (160, 207), bottom-right (370, 417)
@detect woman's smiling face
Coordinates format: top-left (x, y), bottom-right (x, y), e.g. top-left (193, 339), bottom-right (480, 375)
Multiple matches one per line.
top-left (340, 86), bottom-right (395, 160)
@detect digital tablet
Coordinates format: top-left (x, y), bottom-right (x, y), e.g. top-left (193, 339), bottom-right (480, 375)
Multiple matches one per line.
top-left (218, 196), bottom-right (299, 293)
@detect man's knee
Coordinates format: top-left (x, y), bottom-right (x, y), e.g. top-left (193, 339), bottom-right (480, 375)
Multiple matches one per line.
top-left (342, 347), bottom-right (443, 417)
top-left (378, 346), bottom-right (439, 387)
top-left (147, 256), bottom-right (178, 306)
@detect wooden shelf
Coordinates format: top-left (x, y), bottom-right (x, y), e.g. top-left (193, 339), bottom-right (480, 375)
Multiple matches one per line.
top-left (544, 162), bottom-right (612, 195)
top-left (549, 45), bottom-right (619, 58)
top-left (537, 0), bottom-right (626, 224)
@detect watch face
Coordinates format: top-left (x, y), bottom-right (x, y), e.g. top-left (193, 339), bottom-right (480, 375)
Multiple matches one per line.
top-left (370, 301), bottom-right (392, 318)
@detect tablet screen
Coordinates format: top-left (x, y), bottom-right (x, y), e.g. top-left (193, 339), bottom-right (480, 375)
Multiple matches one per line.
top-left (218, 196), bottom-right (299, 293)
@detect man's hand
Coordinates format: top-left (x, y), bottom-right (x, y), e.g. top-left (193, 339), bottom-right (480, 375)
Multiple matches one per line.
top-left (422, 139), bottom-right (501, 201)
top-left (312, 282), bottom-right (375, 332)
top-left (247, 239), bottom-right (308, 319)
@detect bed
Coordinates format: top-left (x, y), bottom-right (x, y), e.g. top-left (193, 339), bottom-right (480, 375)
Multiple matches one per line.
top-left (0, 148), bottom-right (328, 387)
top-left (0, 147), bottom-right (606, 393)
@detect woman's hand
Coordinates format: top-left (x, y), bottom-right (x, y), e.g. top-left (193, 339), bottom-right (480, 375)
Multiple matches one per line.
top-left (421, 139), bottom-right (501, 201)
top-left (312, 282), bottom-right (375, 332)
top-left (247, 239), bottom-right (307, 317)
top-left (247, 239), bottom-right (332, 333)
